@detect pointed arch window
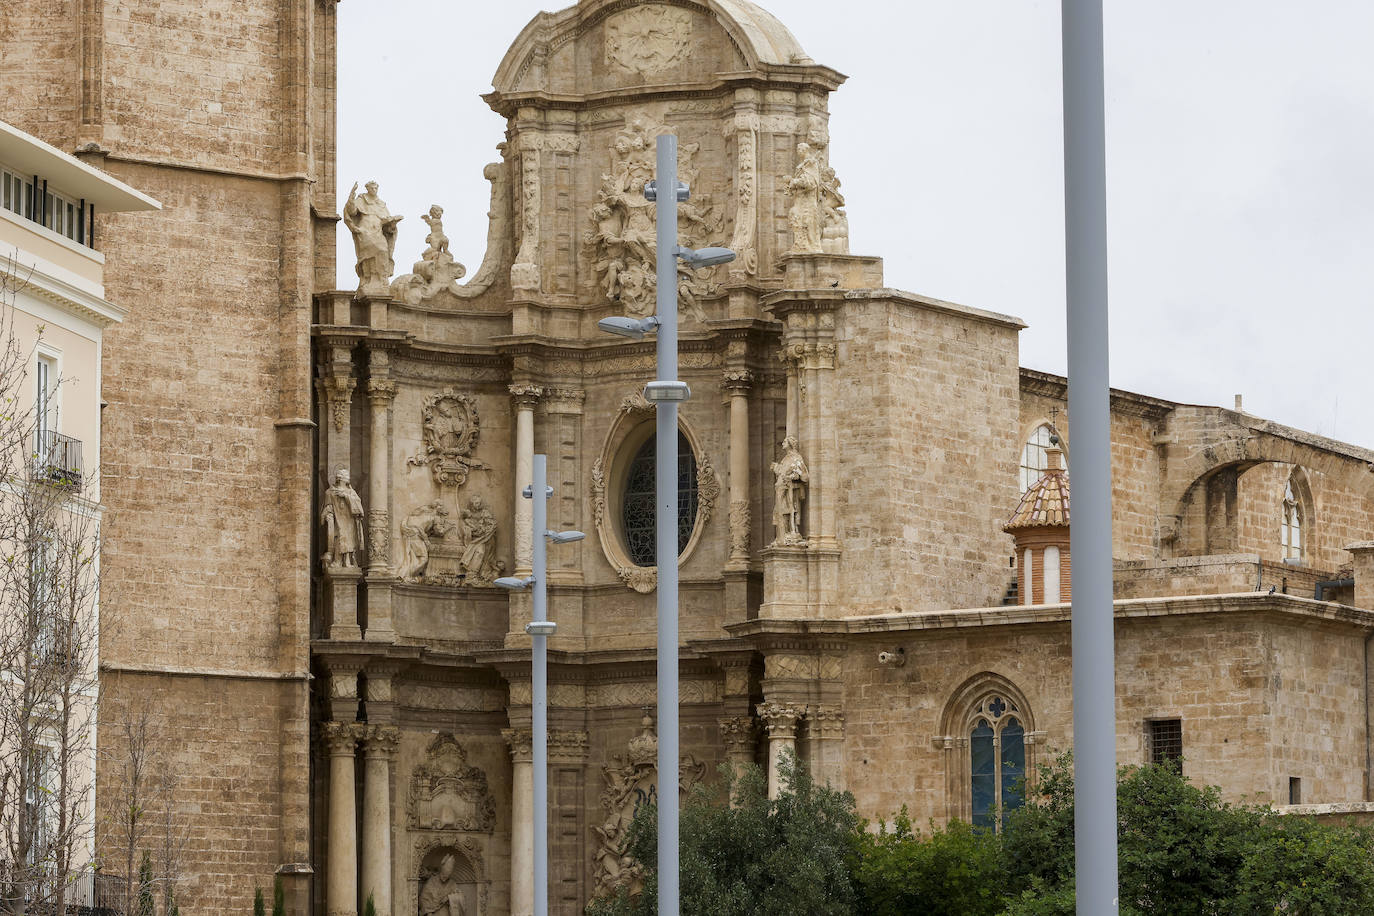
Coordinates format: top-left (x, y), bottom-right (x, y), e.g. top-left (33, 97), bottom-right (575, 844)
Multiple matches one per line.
top-left (1020, 424), bottom-right (1063, 492)
top-left (1281, 477), bottom-right (1303, 561)
top-left (969, 695), bottom-right (1026, 829)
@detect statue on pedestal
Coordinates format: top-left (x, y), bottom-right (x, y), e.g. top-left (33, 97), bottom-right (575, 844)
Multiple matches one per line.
top-left (459, 494), bottom-right (502, 586)
top-left (321, 468), bottom-right (366, 569)
top-left (771, 437), bottom-right (809, 546)
top-left (343, 180), bottom-right (402, 297)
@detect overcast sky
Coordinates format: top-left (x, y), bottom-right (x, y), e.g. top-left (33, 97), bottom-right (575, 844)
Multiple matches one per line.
top-left (338, 0), bottom-right (1374, 449)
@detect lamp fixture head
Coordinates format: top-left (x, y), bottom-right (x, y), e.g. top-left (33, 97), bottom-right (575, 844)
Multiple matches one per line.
top-left (493, 575), bottom-right (534, 590)
top-left (525, 621), bottom-right (557, 637)
top-left (545, 529), bottom-right (586, 544)
top-left (677, 245), bottom-right (737, 269)
top-left (597, 315), bottom-right (660, 340)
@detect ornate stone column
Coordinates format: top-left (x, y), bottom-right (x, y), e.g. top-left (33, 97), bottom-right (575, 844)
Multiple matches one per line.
top-left (510, 385), bottom-right (542, 576)
top-left (365, 373), bottom-right (397, 643)
top-left (718, 716), bottom-right (758, 803)
top-left (503, 726), bottom-right (534, 916)
top-left (317, 341), bottom-right (356, 482)
top-left (510, 129), bottom-right (543, 293)
top-left (325, 722), bottom-right (360, 916)
top-left (805, 705), bottom-right (846, 791)
top-left (756, 702), bottom-right (803, 799)
top-left (360, 725), bottom-right (398, 916)
top-left (724, 369), bottom-right (754, 570)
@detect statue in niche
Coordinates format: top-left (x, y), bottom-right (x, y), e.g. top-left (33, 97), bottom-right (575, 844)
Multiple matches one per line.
top-left (459, 495), bottom-right (502, 585)
top-left (321, 468), bottom-right (366, 569)
top-left (820, 164), bottom-right (850, 255)
top-left (343, 181), bottom-right (402, 297)
top-left (785, 143), bottom-right (824, 254)
top-left (584, 115), bottom-right (721, 320)
top-left (399, 501), bottom-right (454, 582)
top-left (390, 203), bottom-right (470, 306)
top-left (418, 854), bottom-right (465, 916)
top-left (771, 437), bottom-right (809, 546)
top-left (407, 390), bottom-right (489, 489)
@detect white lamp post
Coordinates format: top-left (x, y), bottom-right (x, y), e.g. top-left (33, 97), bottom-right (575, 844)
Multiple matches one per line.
top-left (494, 453), bottom-right (584, 916)
top-left (1061, 0), bottom-right (1119, 911)
top-left (597, 133), bottom-right (734, 916)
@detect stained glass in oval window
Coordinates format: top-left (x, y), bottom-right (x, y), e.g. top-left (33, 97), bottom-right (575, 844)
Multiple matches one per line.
top-left (622, 430), bottom-right (699, 567)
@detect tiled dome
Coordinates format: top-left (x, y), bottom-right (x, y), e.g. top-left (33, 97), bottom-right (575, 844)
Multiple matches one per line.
top-left (1004, 446), bottom-right (1070, 531)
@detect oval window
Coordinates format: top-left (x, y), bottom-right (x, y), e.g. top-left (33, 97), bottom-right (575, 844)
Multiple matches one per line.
top-left (621, 430), bottom-right (699, 566)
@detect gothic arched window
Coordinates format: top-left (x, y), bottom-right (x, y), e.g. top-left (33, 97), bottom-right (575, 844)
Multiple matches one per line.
top-left (969, 695), bottom-right (1027, 829)
top-left (1281, 477), bottom-right (1303, 561)
top-left (621, 430), bottom-right (699, 567)
top-left (938, 674), bottom-right (1038, 829)
top-left (1020, 424), bottom-right (1063, 492)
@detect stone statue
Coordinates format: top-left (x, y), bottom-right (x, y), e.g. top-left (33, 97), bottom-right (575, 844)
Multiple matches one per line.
top-left (819, 164), bottom-right (850, 255)
top-left (420, 204), bottom-right (449, 255)
top-left (343, 180), bottom-right (402, 297)
top-left (321, 468), bottom-right (366, 569)
top-left (418, 854), bottom-right (465, 916)
top-left (771, 437), bottom-right (809, 545)
top-left (399, 501), bottom-right (454, 582)
top-left (785, 142), bottom-right (824, 254)
top-left (459, 494), bottom-right (502, 585)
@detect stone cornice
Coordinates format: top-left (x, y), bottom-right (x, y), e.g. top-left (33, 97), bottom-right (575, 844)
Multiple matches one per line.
top-left (1020, 367), bottom-right (1175, 421)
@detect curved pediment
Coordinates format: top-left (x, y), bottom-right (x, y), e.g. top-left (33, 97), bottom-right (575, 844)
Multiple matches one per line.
top-left (489, 0), bottom-right (830, 104)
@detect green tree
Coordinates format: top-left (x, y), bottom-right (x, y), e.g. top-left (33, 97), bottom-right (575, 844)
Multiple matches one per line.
top-left (851, 810), bottom-right (1003, 916)
top-left (137, 852), bottom-right (156, 916)
top-left (252, 886), bottom-right (265, 916)
top-left (587, 751), bottom-right (859, 916)
top-left (272, 875), bottom-right (286, 916)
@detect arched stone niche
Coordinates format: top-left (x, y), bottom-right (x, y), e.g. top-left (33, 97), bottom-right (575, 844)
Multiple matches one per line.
top-left (411, 838), bottom-right (488, 916)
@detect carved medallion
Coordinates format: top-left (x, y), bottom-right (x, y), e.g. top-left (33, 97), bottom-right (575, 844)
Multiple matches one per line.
top-left (604, 5), bottom-right (696, 76)
top-left (406, 389), bottom-right (490, 489)
top-left (407, 734), bottom-right (498, 833)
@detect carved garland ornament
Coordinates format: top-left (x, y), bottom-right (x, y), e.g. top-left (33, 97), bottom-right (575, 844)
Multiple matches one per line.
top-left (406, 389), bottom-right (490, 489)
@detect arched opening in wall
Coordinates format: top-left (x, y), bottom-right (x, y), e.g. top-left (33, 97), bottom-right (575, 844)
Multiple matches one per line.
top-left (414, 843), bottom-right (485, 916)
top-left (1019, 423), bottom-right (1065, 492)
top-left (618, 428), bottom-right (699, 566)
top-left (592, 401), bottom-right (718, 592)
top-left (1281, 467), bottom-right (1314, 564)
top-left (936, 673), bottom-right (1041, 829)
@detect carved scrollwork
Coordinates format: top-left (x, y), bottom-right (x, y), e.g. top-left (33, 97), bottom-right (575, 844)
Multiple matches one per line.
top-left (605, 5), bottom-right (696, 75)
top-left (729, 499), bottom-right (750, 557)
top-left (592, 714), bottom-right (707, 902)
top-left (407, 734), bottom-right (497, 833)
top-left (696, 451), bottom-right (720, 525)
top-left (405, 389), bottom-right (490, 489)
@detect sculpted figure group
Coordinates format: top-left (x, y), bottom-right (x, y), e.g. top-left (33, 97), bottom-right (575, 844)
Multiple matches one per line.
top-left (786, 143), bottom-right (849, 256)
top-left (399, 494), bottom-right (503, 586)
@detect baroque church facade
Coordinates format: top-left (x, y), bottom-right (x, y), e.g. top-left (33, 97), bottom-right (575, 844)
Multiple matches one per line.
top-left (5, 1), bottom-right (1374, 916)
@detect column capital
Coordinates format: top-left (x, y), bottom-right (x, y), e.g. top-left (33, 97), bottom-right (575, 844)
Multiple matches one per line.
top-left (363, 724), bottom-right (401, 758)
top-left (806, 705), bottom-right (845, 739)
top-left (722, 368), bottom-right (755, 393)
top-left (366, 378), bottom-right (397, 404)
top-left (508, 383), bottom-right (544, 410)
top-left (756, 701), bottom-right (803, 739)
top-left (718, 716), bottom-right (759, 753)
top-left (503, 726), bottom-right (533, 764)
top-left (323, 721), bottom-right (363, 756)
top-left (549, 730), bottom-right (591, 763)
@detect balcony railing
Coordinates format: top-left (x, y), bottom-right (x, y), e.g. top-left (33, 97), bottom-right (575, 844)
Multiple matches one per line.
top-left (36, 431), bottom-right (83, 493)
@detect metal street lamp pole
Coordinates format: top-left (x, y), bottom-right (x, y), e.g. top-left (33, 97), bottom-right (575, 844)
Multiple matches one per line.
top-left (650, 133), bottom-right (684, 916)
top-left (496, 454), bottom-right (583, 916)
top-left (1061, 0), bottom-right (1119, 912)
top-left (596, 133), bottom-right (732, 916)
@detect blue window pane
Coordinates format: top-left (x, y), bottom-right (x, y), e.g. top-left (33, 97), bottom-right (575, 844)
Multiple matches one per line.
top-left (1001, 717), bottom-right (1026, 819)
top-left (971, 720), bottom-right (995, 828)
